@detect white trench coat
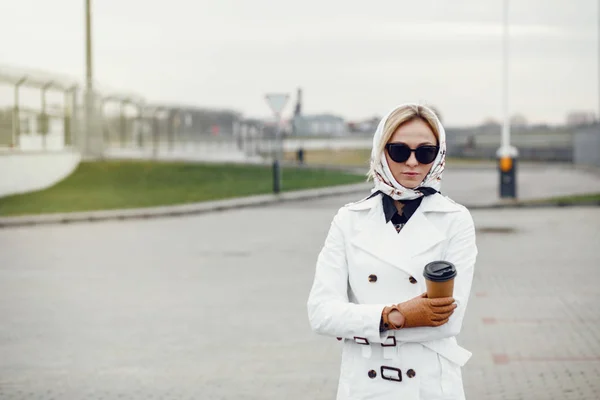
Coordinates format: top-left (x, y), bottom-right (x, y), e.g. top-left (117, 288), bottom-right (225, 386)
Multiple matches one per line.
top-left (307, 192), bottom-right (477, 400)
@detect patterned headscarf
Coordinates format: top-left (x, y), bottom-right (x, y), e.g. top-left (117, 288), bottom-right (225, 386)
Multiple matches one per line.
top-left (370, 103), bottom-right (446, 201)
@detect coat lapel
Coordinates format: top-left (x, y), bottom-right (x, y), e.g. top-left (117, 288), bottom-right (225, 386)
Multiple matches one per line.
top-left (349, 193), bottom-right (460, 276)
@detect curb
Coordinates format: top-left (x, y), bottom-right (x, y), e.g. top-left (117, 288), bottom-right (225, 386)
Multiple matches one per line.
top-left (0, 182), bottom-right (373, 229)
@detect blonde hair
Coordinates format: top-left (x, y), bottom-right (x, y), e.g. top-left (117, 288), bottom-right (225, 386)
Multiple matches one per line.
top-left (367, 104), bottom-right (441, 181)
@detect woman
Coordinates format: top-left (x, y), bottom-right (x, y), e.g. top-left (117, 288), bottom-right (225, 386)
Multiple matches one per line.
top-left (307, 104), bottom-right (477, 400)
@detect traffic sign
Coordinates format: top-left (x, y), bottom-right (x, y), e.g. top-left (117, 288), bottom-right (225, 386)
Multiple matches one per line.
top-left (265, 93), bottom-right (289, 115)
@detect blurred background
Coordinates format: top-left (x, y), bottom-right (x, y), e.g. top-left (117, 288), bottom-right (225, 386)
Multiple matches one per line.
top-left (1, 0), bottom-right (599, 167)
top-left (0, 1), bottom-right (599, 399)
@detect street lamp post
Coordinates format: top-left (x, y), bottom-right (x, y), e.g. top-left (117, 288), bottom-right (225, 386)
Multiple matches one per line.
top-left (497, 0), bottom-right (518, 199)
top-left (85, 0), bottom-right (92, 95)
top-left (83, 0), bottom-right (100, 157)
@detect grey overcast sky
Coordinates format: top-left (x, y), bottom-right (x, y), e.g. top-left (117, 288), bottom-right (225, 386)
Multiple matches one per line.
top-left (0, 0), bottom-right (597, 126)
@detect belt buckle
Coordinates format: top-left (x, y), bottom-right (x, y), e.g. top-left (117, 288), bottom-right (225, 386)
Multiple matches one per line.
top-left (354, 336), bottom-right (369, 345)
top-left (380, 366), bottom-right (402, 382)
top-left (381, 336), bottom-right (396, 347)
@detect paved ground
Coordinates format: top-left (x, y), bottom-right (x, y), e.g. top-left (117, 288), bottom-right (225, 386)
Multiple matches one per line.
top-left (0, 194), bottom-right (599, 399)
top-left (442, 164), bottom-right (600, 205)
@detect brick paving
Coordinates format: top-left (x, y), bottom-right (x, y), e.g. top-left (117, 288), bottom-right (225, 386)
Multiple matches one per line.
top-left (0, 194), bottom-right (599, 399)
top-left (460, 205), bottom-right (600, 400)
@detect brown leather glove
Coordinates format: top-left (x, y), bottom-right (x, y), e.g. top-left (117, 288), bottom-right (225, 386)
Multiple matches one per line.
top-left (382, 293), bottom-right (456, 330)
top-left (398, 293), bottom-right (456, 328)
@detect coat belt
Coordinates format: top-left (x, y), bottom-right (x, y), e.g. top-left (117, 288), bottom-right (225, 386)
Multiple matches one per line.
top-left (350, 336), bottom-right (472, 367)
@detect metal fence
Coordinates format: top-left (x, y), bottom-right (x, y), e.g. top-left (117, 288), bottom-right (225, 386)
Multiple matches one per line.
top-left (100, 106), bottom-right (277, 161)
top-left (0, 65), bottom-right (278, 161)
top-left (0, 65), bottom-right (79, 150)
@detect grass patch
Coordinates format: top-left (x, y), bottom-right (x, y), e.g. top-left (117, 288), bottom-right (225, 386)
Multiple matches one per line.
top-left (0, 160), bottom-right (365, 216)
top-left (526, 193), bottom-right (600, 205)
top-left (284, 148), bottom-right (372, 167)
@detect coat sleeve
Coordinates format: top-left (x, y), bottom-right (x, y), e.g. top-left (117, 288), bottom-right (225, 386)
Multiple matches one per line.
top-left (307, 208), bottom-right (390, 344)
top-left (394, 208), bottom-right (477, 343)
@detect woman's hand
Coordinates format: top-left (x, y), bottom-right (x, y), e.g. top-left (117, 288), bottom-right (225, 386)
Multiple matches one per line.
top-left (395, 293), bottom-right (456, 328)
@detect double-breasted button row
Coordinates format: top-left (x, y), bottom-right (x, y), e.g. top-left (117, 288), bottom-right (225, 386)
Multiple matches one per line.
top-left (367, 274), bottom-right (417, 284)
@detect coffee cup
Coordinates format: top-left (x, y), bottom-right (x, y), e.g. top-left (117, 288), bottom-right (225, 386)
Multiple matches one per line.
top-left (423, 261), bottom-right (457, 298)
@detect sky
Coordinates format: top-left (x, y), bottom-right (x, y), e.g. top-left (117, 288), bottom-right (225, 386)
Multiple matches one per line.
top-left (0, 0), bottom-right (598, 127)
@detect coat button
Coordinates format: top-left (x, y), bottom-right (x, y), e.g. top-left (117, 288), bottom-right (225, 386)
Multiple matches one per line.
top-left (407, 369), bottom-right (416, 378)
top-left (368, 370), bottom-right (377, 379)
top-left (409, 276), bottom-right (417, 284)
top-left (368, 274), bottom-right (378, 283)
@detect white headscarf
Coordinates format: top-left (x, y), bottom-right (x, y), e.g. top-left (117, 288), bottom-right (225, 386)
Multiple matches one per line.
top-left (370, 103), bottom-right (446, 201)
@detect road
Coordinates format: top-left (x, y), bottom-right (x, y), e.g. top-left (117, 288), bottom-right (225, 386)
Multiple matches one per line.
top-left (1, 194), bottom-right (599, 399)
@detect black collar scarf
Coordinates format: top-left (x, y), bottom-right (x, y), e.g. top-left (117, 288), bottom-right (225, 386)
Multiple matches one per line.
top-left (368, 187), bottom-right (438, 223)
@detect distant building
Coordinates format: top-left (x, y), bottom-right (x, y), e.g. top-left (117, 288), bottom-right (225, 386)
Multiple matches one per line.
top-left (348, 116), bottom-right (380, 134)
top-left (292, 114), bottom-right (346, 136)
top-left (566, 111), bottom-right (597, 127)
top-left (510, 114), bottom-right (528, 128)
top-left (479, 118), bottom-right (501, 135)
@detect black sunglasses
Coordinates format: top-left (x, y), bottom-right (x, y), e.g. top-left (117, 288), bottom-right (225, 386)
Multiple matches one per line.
top-left (385, 143), bottom-right (439, 164)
